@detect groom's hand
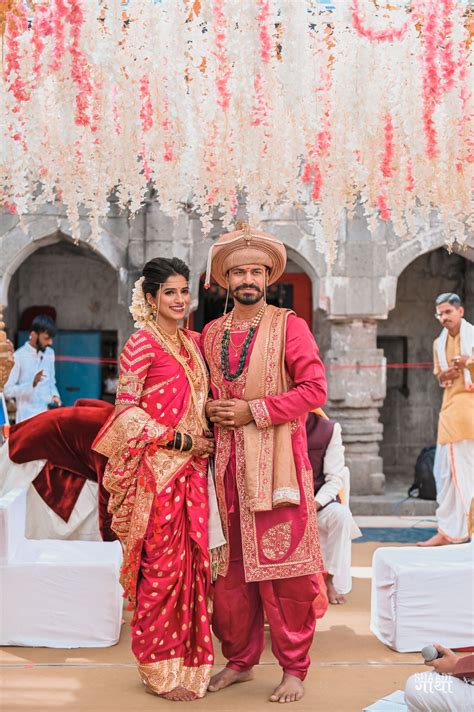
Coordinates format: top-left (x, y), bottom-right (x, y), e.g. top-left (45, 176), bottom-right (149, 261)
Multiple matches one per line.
top-left (206, 399), bottom-right (254, 428)
top-left (229, 399), bottom-right (254, 427)
top-left (206, 399), bottom-right (236, 427)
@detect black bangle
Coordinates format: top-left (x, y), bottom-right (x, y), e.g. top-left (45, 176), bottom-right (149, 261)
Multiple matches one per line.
top-left (166, 431), bottom-right (182, 450)
top-left (182, 434), bottom-right (193, 452)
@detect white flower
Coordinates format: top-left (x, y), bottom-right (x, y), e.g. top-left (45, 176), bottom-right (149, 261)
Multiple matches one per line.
top-left (129, 276), bottom-right (153, 328)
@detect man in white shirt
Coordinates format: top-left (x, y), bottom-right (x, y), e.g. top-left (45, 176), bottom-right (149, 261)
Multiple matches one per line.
top-left (306, 410), bottom-right (361, 604)
top-left (4, 315), bottom-right (61, 423)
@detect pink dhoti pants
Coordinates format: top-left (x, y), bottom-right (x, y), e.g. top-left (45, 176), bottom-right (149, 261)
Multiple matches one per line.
top-left (212, 453), bottom-right (319, 681)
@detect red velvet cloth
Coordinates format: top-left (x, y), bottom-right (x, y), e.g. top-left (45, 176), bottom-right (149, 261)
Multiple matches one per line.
top-left (8, 399), bottom-right (115, 540)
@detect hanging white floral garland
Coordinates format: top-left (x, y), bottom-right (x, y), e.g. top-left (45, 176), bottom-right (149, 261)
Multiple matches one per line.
top-left (0, 0), bottom-right (472, 257)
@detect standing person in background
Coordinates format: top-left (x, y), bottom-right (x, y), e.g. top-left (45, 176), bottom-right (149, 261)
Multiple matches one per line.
top-left (418, 293), bottom-right (474, 547)
top-left (4, 315), bottom-right (61, 423)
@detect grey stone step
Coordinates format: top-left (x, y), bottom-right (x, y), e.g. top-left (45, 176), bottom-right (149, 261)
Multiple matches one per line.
top-left (350, 492), bottom-right (437, 516)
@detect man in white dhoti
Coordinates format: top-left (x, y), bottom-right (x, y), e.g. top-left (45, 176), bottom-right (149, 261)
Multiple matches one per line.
top-left (419, 293), bottom-right (474, 547)
top-left (306, 410), bottom-right (361, 604)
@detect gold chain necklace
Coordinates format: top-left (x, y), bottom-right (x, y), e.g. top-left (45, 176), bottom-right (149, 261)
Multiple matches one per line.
top-left (147, 322), bottom-right (208, 430)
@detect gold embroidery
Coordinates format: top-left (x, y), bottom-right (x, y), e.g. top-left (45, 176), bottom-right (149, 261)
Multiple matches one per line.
top-left (249, 398), bottom-right (271, 429)
top-left (121, 350), bottom-right (154, 368)
top-left (236, 428), bottom-right (323, 581)
top-left (142, 375), bottom-right (179, 398)
top-left (123, 340), bottom-right (152, 356)
top-left (261, 522), bottom-right (292, 561)
top-left (116, 371), bottom-right (147, 405)
top-left (138, 658), bottom-right (212, 698)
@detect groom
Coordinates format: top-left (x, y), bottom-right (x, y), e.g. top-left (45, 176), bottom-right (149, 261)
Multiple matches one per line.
top-left (202, 223), bottom-right (327, 703)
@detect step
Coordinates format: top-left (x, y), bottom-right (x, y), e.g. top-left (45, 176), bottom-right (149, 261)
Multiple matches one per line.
top-left (349, 493), bottom-right (437, 516)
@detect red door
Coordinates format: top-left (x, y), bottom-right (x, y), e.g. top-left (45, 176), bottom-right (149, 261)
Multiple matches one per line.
top-left (192, 271), bottom-right (312, 330)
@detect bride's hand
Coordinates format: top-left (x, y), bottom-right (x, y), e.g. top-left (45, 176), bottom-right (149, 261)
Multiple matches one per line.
top-left (191, 435), bottom-right (215, 458)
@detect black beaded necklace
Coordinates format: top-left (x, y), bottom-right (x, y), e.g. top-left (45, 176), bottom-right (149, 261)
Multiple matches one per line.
top-left (221, 305), bottom-right (266, 381)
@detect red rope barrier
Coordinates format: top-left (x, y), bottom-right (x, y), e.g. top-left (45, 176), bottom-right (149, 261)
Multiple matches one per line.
top-left (53, 355), bottom-right (434, 370)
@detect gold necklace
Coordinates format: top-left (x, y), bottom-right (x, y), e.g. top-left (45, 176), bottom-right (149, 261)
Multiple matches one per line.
top-left (222, 303), bottom-right (266, 369)
top-left (153, 322), bottom-right (179, 343)
top-left (229, 330), bottom-right (247, 356)
top-left (147, 322), bottom-right (208, 430)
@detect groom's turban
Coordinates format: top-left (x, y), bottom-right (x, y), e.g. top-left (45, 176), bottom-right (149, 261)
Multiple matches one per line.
top-left (204, 222), bottom-right (287, 288)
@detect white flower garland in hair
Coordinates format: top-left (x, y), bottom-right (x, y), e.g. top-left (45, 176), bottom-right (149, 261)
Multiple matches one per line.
top-left (129, 276), bottom-right (153, 328)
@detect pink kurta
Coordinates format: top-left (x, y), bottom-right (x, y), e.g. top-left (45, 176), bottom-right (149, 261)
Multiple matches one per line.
top-left (203, 310), bottom-right (327, 680)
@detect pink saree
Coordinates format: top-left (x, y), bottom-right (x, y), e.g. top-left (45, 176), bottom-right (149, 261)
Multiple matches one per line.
top-left (93, 326), bottom-right (213, 697)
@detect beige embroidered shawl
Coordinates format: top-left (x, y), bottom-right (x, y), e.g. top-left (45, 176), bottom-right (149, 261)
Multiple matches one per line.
top-left (243, 306), bottom-right (299, 512)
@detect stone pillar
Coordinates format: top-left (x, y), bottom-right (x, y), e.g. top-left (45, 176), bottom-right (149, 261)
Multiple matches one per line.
top-left (325, 319), bottom-right (386, 495)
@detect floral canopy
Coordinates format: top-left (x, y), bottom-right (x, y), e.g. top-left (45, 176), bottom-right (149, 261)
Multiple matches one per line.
top-left (0, 1), bottom-right (472, 256)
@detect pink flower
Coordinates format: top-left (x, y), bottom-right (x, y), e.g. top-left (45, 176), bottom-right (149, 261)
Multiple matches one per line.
top-left (381, 113), bottom-right (394, 179)
top-left (139, 76), bottom-right (154, 132)
top-left (212, 0), bottom-right (231, 110)
top-left (351, 0), bottom-right (408, 43)
top-left (4, 7), bottom-right (29, 103)
top-left (377, 191), bottom-right (390, 221)
top-left (256, 0), bottom-right (272, 64)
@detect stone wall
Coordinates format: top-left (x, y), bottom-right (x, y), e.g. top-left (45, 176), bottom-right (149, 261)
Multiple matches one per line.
top-left (1, 200), bottom-right (473, 496)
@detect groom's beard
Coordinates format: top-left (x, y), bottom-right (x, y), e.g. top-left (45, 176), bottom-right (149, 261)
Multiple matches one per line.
top-left (231, 285), bottom-right (264, 305)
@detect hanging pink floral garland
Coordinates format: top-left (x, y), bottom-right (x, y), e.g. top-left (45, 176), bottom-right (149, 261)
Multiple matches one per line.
top-left (351, 0), bottom-right (409, 43)
top-left (212, 0), bottom-right (231, 111)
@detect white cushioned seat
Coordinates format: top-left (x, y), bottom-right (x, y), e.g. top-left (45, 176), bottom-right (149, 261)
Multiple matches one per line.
top-left (370, 542), bottom-right (474, 652)
top-left (0, 488), bottom-right (123, 648)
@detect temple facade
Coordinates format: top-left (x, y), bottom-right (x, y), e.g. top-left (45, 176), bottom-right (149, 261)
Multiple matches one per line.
top-left (1, 198), bottom-right (473, 496)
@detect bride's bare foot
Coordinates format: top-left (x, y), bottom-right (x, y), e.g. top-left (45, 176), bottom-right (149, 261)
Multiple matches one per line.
top-left (144, 683), bottom-right (197, 701)
top-left (160, 686), bottom-right (197, 701)
top-left (208, 667), bottom-right (254, 692)
top-left (326, 575), bottom-right (347, 605)
top-left (417, 533), bottom-right (452, 547)
top-left (270, 673), bottom-right (304, 703)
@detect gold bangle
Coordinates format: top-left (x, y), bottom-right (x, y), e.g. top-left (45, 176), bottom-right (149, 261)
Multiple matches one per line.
top-left (178, 431), bottom-right (185, 453)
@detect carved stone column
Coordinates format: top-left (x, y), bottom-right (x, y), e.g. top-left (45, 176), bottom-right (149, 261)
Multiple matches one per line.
top-left (325, 319), bottom-right (386, 495)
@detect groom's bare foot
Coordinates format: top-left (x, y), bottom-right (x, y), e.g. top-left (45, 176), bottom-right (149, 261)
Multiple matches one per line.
top-left (326, 576), bottom-right (347, 605)
top-left (270, 673), bottom-right (304, 703)
top-left (417, 533), bottom-right (451, 547)
top-left (208, 667), bottom-right (253, 692)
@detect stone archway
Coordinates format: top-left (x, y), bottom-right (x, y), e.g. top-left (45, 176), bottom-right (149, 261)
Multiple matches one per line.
top-left (0, 221), bottom-right (125, 307)
top-left (378, 248), bottom-right (474, 483)
top-left (5, 236), bottom-right (123, 407)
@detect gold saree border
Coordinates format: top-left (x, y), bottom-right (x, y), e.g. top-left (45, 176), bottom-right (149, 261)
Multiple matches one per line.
top-left (138, 658), bottom-right (212, 698)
